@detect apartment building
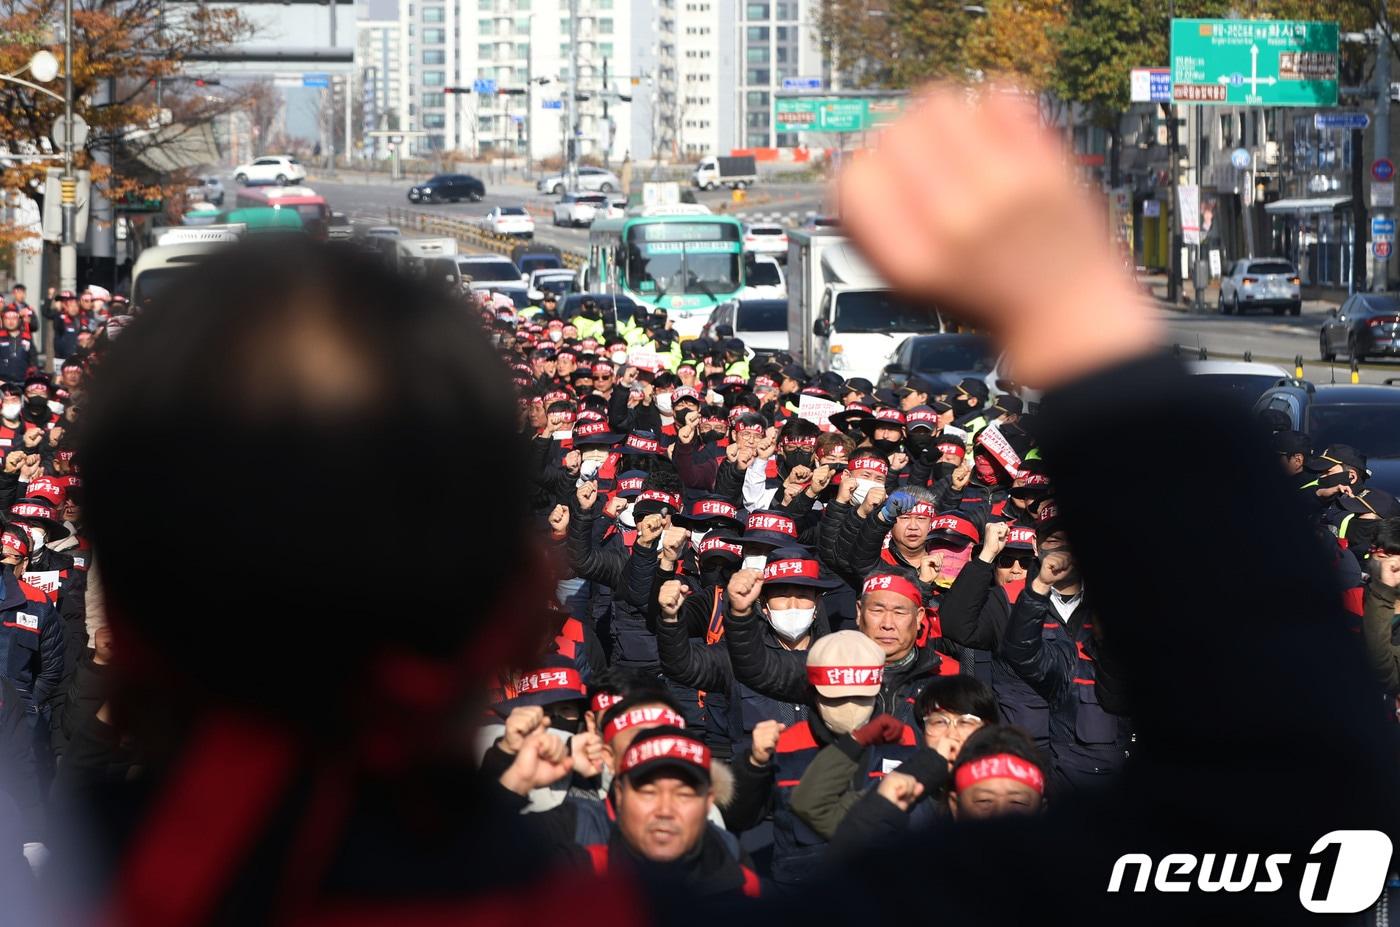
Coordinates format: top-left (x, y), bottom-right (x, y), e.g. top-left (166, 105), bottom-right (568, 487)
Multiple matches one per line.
top-left (354, 19), bottom-right (408, 159)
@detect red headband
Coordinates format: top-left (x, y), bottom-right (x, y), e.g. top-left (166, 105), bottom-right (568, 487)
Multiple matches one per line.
top-left (861, 573), bottom-right (923, 606)
top-left (512, 667), bottom-right (586, 699)
top-left (617, 476), bottom-right (646, 493)
top-left (1037, 500), bottom-right (1060, 524)
top-left (1020, 473), bottom-right (1051, 488)
top-left (929, 514), bottom-right (979, 544)
top-left (746, 512), bottom-right (797, 537)
top-left (673, 387), bottom-right (701, 403)
top-left (936, 441), bottom-right (967, 460)
top-left (873, 408), bottom-right (905, 423)
top-left (733, 423), bottom-right (764, 435)
top-left (763, 558), bottom-right (821, 581)
top-left (693, 499), bottom-right (738, 519)
top-left (576, 421), bottom-right (613, 439)
top-left (699, 537), bottom-right (743, 558)
top-left (10, 503), bottom-right (54, 522)
top-left (1006, 526), bottom-right (1038, 548)
top-left (592, 363), bottom-right (613, 376)
top-left (636, 489), bottom-right (681, 509)
top-left (907, 408), bottom-right (941, 427)
top-left (954, 753), bottom-right (1045, 795)
top-left (625, 434), bottom-right (661, 454)
top-left (603, 706), bottom-right (687, 743)
top-left (1, 530), bottom-right (29, 557)
top-left (591, 691), bottom-right (623, 714)
top-left (849, 457), bottom-right (888, 477)
top-left (806, 665), bottom-right (884, 688)
top-left (905, 502), bottom-right (937, 519)
top-left (784, 436), bottom-right (818, 449)
top-left (620, 734), bottom-right (711, 775)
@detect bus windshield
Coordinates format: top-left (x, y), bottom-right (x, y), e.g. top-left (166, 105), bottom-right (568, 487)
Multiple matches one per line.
top-left (624, 221), bottom-right (742, 298)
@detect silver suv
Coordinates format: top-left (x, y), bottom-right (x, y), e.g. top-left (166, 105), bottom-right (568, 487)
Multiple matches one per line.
top-left (536, 166), bottom-right (621, 195)
top-left (1219, 257), bottom-right (1301, 316)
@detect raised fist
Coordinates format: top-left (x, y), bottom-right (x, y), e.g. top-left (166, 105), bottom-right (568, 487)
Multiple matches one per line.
top-left (749, 719), bottom-right (786, 766)
top-left (807, 464), bottom-right (835, 496)
top-left (658, 579), bottom-right (687, 621)
top-left (876, 770), bottom-right (924, 812)
top-left (726, 568), bottom-right (764, 617)
top-left (951, 459), bottom-right (972, 491)
top-left (548, 504), bottom-right (570, 539)
top-left (979, 521), bottom-right (1010, 563)
top-left (576, 480), bottom-right (599, 511)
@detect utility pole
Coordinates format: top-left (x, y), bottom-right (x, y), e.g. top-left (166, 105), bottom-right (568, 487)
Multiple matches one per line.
top-left (1167, 99), bottom-right (1181, 303)
top-left (566, 0), bottom-right (579, 190)
top-left (1373, 26), bottom-right (1391, 292)
top-left (60, 0), bottom-right (76, 301)
top-left (344, 73), bottom-right (352, 166)
top-left (601, 56), bottom-right (609, 169)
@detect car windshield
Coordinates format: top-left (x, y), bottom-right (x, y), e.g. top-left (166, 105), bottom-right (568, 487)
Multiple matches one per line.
top-left (500, 207), bottom-right (527, 216)
top-left (625, 222), bottom-right (743, 297)
top-left (1247, 262), bottom-right (1294, 275)
top-left (577, 195), bottom-right (607, 205)
top-left (132, 267), bottom-right (197, 311)
top-left (746, 261), bottom-right (782, 287)
top-left (910, 336), bottom-right (994, 373)
top-left (736, 300), bottom-right (787, 331)
top-left (539, 277), bottom-right (578, 296)
top-left (1361, 296), bottom-right (1400, 312)
top-left (834, 291), bottom-right (941, 334)
top-left (459, 259), bottom-right (520, 282)
top-left (1307, 403), bottom-right (1400, 458)
top-left (1191, 374), bottom-right (1284, 406)
top-left (519, 256), bottom-right (563, 274)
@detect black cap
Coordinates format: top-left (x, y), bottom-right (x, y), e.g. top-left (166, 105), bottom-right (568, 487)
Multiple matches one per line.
top-left (1270, 430), bottom-right (1312, 457)
top-left (842, 377), bottom-right (874, 397)
top-left (956, 377), bottom-right (990, 399)
top-left (900, 373), bottom-right (940, 396)
top-left (1340, 488), bottom-right (1400, 519)
top-left (991, 395), bottom-right (1023, 416)
top-left (780, 363), bottom-right (807, 383)
top-left (618, 726), bottom-right (711, 787)
top-left (815, 371), bottom-right (846, 395)
top-left (1319, 444), bottom-right (1369, 478)
top-left (721, 337), bottom-right (746, 356)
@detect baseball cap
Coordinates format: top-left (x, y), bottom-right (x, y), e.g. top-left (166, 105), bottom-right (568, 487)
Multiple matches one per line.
top-left (900, 373), bottom-right (940, 397)
top-left (760, 545), bottom-right (843, 589)
top-left (632, 488), bottom-right (683, 519)
top-left (991, 395), bottom-right (1023, 416)
top-left (1318, 444), bottom-right (1369, 478)
top-left (720, 509), bottom-right (801, 548)
top-left (842, 377), bottom-right (875, 397)
top-left (806, 629), bottom-right (886, 698)
top-left (956, 377), bottom-right (990, 400)
top-left (1339, 488), bottom-right (1400, 519)
top-left (926, 513), bottom-right (980, 548)
top-left (1270, 430), bottom-right (1313, 457)
top-left (614, 470), bottom-right (648, 498)
top-left (618, 726), bottom-right (711, 787)
top-left (493, 656), bottom-right (588, 711)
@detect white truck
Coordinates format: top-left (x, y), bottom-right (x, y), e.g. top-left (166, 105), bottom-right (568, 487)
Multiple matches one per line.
top-left (786, 229), bottom-right (942, 382)
top-left (692, 155), bottom-right (759, 190)
top-left (392, 237), bottom-right (458, 278)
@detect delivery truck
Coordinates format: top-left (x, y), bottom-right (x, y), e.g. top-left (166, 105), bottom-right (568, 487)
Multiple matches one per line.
top-left (692, 155), bottom-right (759, 190)
top-left (787, 229), bottom-right (942, 382)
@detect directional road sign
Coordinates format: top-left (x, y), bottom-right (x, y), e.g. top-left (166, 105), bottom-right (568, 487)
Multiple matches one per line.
top-left (1129, 68), bottom-right (1173, 103)
top-left (1372, 217), bottom-right (1395, 238)
top-left (473, 78), bottom-right (497, 94)
top-left (774, 96), bottom-right (906, 133)
top-left (542, 99), bottom-right (563, 110)
top-left (781, 77), bottom-right (823, 92)
top-left (1315, 112), bottom-right (1370, 130)
top-left (303, 73), bottom-right (330, 88)
top-left (1171, 19), bottom-right (1338, 107)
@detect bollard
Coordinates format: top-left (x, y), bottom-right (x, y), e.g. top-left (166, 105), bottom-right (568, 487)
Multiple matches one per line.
top-left (1351, 359), bottom-right (1360, 384)
top-left (1243, 350), bottom-right (1252, 363)
top-left (1198, 346), bottom-right (1208, 361)
top-left (1294, 354), bottom-right (1304, 379)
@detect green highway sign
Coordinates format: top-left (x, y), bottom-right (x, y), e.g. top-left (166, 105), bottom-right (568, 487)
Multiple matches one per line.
top-left (774, 96), bottom-right (906, 133)
top-left (1170, 18), bottom-right (1337, 107)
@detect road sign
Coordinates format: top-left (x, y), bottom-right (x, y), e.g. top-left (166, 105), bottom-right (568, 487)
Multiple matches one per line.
top-left (781, 77), bottom-right (823, 92)
top-left (303, 73), bottom-right (330, 88)
top-left (1230, 147), bottom-right (1250, 169)
top-left (774, 96), bottom-right (906, 133)
top-left (49, 114), bottom-right (89, 149)
top-left (1374, 217), bottom-right (1395, 237)
top-left (473, 78), bottom-right (497, 94)
top-left (1373, 182), bottom-right (1395, 208)
top-left (1170, 19), bottom-right (1338, 106)
top-left (1129, 68), bottom-right (1173, 103)
top-left (1376, 241), bottom-right (1392, 258)
top-left (1315, 112), bottom-right (1370, 130)
top-left (542, 99), bottom-right (562, 110)
top-left (1374, 158), bottom-right (1395, 182)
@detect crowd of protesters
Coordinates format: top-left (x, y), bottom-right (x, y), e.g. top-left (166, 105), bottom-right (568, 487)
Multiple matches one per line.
top-left (0, 88), bottom-right (1396, 925)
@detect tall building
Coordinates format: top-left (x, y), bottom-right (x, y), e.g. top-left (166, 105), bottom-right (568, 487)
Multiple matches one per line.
top-left (734, 0), bottom-right (821, 149)
top-left (397, 0), bottom-right (634, 161)
top-left (355, 18), bottom-right (408, 159)
top-left (651, 0), bottom-right (734, 159)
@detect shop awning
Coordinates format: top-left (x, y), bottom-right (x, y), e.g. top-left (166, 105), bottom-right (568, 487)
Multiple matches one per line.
top-left (1264, 195), bottom-right (1352, 215)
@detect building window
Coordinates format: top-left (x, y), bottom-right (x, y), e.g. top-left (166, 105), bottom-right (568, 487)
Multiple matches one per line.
top-left (775, 46), bottom-right (787, 63)
top-left (600, 42), bottom-right (614, 56)
top-left (746, 68), bottom-right (769, 84)
top-left (746, 90), bottom-right (768, 106)
top-left (423, 28), bottom-right (446, 43)
top-left (423, 112), bottom-right (446, 128)
top-left (479, 42), bottom-right (494, 57)
top-left (746, 2), bottom-right (768, 19)
top-left (478, 18), bottom-right (494, 33)
top-left (424, 5), bottom-right (445, 20)
top-left (747, 47), bottom-right (769, 62)
top-left (513, 16), bottom-right (530, 31)
top-left (423, 70), bottom-right (445, 85)
top-left (746, 26), bottom-right (769, 41)
top-left (407, 22), bottom-right (415, 36)
top-left (776, 1), bottom-right (794, 17)
top-left (517, 0), bottom-right (530, 8)
top-left (424, 49), bottom-right (446, 64)
top-left (422, 91), bottom-right (446, 108)
top-left (747, 130), bottom-right (768, 147)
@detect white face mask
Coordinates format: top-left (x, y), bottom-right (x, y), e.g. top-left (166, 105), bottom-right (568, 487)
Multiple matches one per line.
top-left (47, 401), bottom-right (63, 416)
top-left (1, 402), bottom-right (19, 420)
top-left (690, 529), bottom-right (708, 547)
top-left (706, 389), bottom-right (725, 405)
top-left (850, 478), bottom-right (882, 505)
top-left (655, 393), bottom-right (673, 414)
top-left (741, 553), bottom-right (768, 572)
top-left (768, 606), bottom-right (816, 642)
top-left (24, 526), bottom-right (44, 550)
top-left (820, 698), bottom-right (876, 736)
top-left (611, 351), bottom-right (628, 365)
top-left (548, 330), bottom-right (563, 342)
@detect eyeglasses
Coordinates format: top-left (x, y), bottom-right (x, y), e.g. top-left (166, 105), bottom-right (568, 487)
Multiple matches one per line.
top-left (995, 553), bottom-right (1034, 570)
top-left (923, 713), bottom-right (983, 735)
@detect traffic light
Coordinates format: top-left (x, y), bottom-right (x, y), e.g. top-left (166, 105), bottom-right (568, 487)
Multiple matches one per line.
top-left (498, 87), bottom-right (527, 95)
top-left (444, 86), bottom-right (472, 93)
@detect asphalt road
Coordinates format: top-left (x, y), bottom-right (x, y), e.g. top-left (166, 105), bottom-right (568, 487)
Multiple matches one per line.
top-left (291, 171), bottom-right (1395, 386)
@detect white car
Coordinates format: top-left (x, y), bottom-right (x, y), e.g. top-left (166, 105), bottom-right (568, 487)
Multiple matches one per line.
top-left (232, 156), bottom-right (306, 186)
top-left (984, 352), bottom-right (1044, 409)
top-left (699, 298), bottom-right (788, 360)
top-left (484, 206), bottom-right (535, 239)
top-left (552, 192), bottom-right (609, 227)
top-left (456, 254), bottom-right (524, 291)
top-left (1219, 257), bottom-right (1302, 316)
top-left (743, 223), bottom-right (788, 258)
top-left (1185, 360), bottom-right (1288, 405)
top-left (536, 166), bottom-right (621, 195)
top-left (737, 254), bottom-right (785, 300)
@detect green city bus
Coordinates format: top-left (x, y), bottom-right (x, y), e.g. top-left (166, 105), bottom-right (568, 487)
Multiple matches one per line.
top-left (586, 206), bottom-right (745, 337)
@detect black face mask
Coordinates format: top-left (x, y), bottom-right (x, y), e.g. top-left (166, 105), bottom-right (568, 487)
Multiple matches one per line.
top-left (871, 439), bottom-right (903, 460)
top-left (581, 306), bottom-right (601, 320)
top-left (1317, 470), bottom-right (1351, 489)
top-left (550, 713), bottom-right (583, 735)
top-left (784, 449), bottom-right (814, 471)
top-left (933, 461), bottom-right (960, 482)
top-left (700, 428), bottom-right (726, 443)
top-left (952, 397), bottom-right (974, 418)
top-left (701, 562), bottom-right (736, 589)
top-left (1347, 519), bottom-right (1381, 552)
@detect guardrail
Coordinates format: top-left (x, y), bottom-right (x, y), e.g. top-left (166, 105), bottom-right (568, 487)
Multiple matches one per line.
top-left (385, 206), bottom-right (589, 271)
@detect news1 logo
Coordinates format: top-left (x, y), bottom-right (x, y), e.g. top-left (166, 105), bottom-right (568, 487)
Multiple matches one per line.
top-left (1107, 831), bottom-right (1393, 913)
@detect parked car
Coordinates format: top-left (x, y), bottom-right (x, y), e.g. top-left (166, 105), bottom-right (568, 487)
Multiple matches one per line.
top-left (1185, 360), bottom-right (1288, 406)
top-left (699, 298), bottom-right (788, 361)
top-left (1254, 380), bottom-right (1400, 493)
top-left (232, 156), bottom-right (305, 186)
top-left (453, 254), bottom-right (524, 291)
top-left (743, 222), bottom-right (788, 258)
top-left (407, 174), bottom-right (486, 204)
top-left (186, 176), bottom-right (225, 206)
top-left (738, 254), bottom-right (785, 300)
top-left (1219, 257), bottom-right (1302, 315)
top-left (530, 267), bottom-right (578, 291)
top-left (552, 192), bottom-right (610, 227)
top-left (484, 206), bottom-right (535, 238)
top-left (512, 244), bottom-right (564, 277)
top-left (876, 333), bottom-right (996, 392)
top-left (536, 166), bottom-right (621, 195)
top-left (1319, 292), bottom-right (1400, 362)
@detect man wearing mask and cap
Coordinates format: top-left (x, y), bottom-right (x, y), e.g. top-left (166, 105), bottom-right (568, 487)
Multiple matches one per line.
top-left (896, 373), bottom-right (941, 413)
top-left (0, 526), bottom-right (65, 763)
top-left (950, 377), bottom-right (991, 436)
top-left (479, 656), bottom-right (592, 812)
top-left (20, 377), bottom-right (57, 430)
top-left (1337, 488), bottom-right (1400, 559)
top-left (728, 629), bottom-right (916, 886)
top-left (1272, 429), bottom-right (1318, 492)
top-left (0, 308), bottom-right (37, 386)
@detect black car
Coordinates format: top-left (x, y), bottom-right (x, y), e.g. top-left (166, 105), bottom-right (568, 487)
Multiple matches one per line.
top-left (407, 174), bottom-right (485, 204)
top-left (1253, 380), bottom-right (1400, 494)
top-left (876, 333), bottom-right (996, 392)
top-left (1319, 293), bottom-right (1400, 362)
